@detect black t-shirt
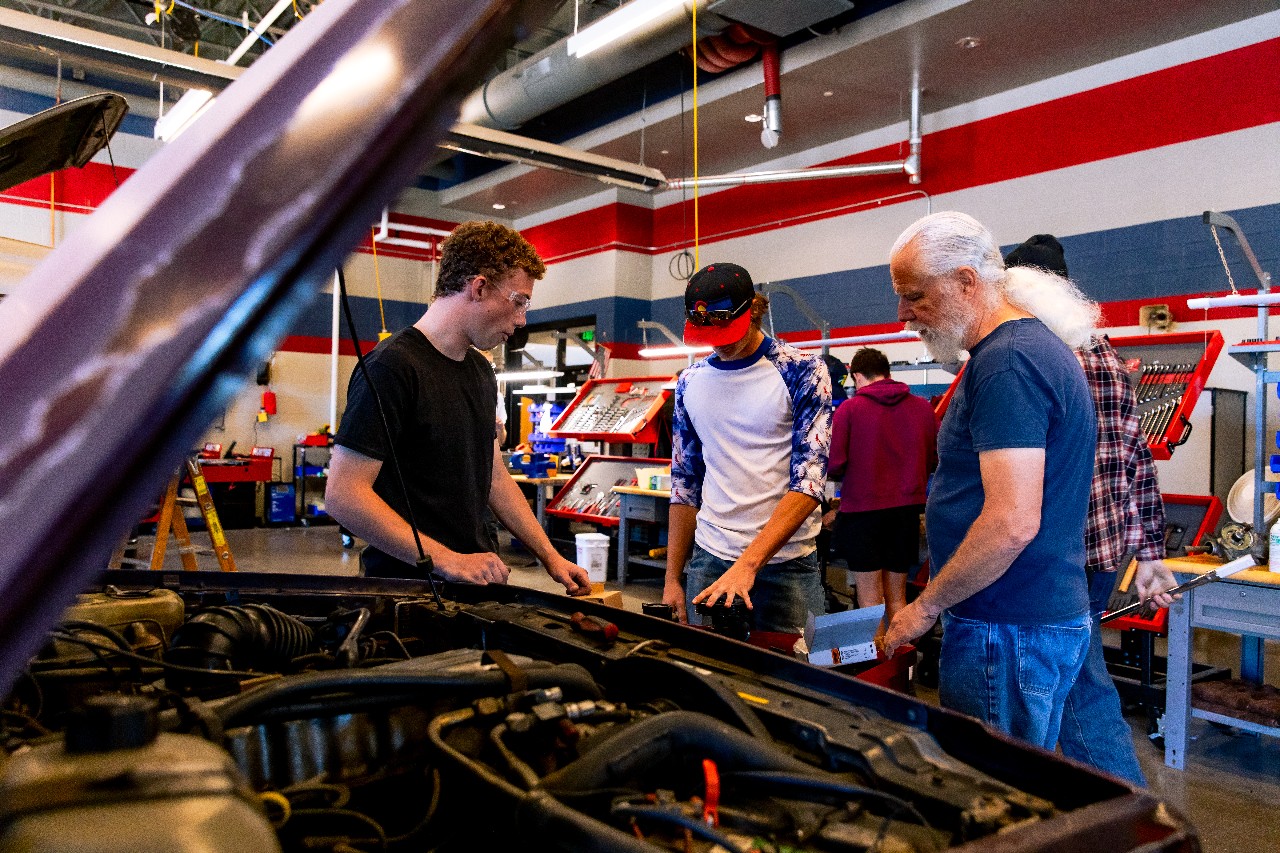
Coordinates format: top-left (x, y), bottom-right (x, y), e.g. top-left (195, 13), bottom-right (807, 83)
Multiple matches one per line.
top-left (335, 327), bottom-right (497, 576)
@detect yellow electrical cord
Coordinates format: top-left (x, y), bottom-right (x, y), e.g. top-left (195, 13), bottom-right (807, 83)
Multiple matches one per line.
top-left (371, 227), bottom-right (391, 341)
top-left (691, 1), bottom-right (700, 268)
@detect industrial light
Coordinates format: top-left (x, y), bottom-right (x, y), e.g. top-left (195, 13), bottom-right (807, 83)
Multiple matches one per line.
top-left (154, 88), bottom-right (214, 142)
top-left (638, 345), bottom-right (712, 359)
top-left (495, 369), bottom-right (564, 381)
top-left (492, 203), bottom-right (506, 210)
top-left (516, 383), bottom-right (577, 396)
top-left (566, 0), bottom-right (686, 57)
top-left (442, 123), bottom-right (666, 192)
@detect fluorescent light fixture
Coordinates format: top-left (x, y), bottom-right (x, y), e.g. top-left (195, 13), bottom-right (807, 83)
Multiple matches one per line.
top-left (154, 88), bottom-right (214, 142)
top-left (496, 369), bottom-right (564, 381)
top-left (567, 0), bottom-right (686, 57)
top-left (516, 383), bottom-right (578, 396)
top-left (638, 345), bottom-right (712, 359)
top-left (442, 124), bottom-right (666, 192)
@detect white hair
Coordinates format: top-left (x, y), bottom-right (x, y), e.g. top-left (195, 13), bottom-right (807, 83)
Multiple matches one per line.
top-left (890, 211), bottom-right (1005, 285)
top-left (1002, 265), bottom-right (1101, 350)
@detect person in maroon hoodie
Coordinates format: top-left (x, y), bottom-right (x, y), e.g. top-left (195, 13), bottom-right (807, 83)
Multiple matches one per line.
top-left (829, 348), bottom-right (938, 641)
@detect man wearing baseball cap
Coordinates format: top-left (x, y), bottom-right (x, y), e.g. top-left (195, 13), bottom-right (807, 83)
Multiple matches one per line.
top-left (664, 262), bottom-right (833, 632)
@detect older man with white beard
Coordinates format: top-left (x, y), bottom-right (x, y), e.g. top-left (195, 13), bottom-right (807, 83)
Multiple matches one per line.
top-left (882, 211), bottom-right (1097, 753)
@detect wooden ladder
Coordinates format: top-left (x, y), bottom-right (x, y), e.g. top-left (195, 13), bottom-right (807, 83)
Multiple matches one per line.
top-left (112, 457), bottom-right (238, 572)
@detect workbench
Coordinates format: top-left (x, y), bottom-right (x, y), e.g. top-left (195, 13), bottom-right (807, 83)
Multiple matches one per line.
top-left (1163, 554), bottom-right (1280, 769)
top-left (613, 485), bottom-right (669, 586)
top-left (510, 473), bottom-right (573, 527)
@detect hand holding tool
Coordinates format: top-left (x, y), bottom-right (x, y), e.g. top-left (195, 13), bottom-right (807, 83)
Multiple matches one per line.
top-left (1101, 555), bottom-right (1256, 623)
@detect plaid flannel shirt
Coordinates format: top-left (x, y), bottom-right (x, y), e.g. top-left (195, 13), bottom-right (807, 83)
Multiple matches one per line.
top-left (1082, 337), bottom-right (1166, 571)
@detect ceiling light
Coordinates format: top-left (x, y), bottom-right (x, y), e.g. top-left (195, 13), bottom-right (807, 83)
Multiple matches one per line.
top-left (442, 123), bottom-right (666, 192)
top-left (154, 88), bottom-right (214, 142)
top-left (492, 203), bottom-right (506, 210)
top-left (639, 345), bottom-right (712, 359)
top-left (823, 91), bottom-right (834, 97)
top-left (956, 36), bottom-right (981, 49)
top-left (496, 369), bottom-right (564, 381)
top-left (567, 0), bottom-right (686, 57)
top-left (660, 149), bottom-right (669, 155)
top-left (744, 114), bottom-right (763, 123)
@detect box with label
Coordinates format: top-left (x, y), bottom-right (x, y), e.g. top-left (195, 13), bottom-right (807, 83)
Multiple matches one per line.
top-left (801, 604), bottom-right (884, 667)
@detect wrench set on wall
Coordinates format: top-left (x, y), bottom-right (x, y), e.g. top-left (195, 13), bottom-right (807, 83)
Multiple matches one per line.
top-left (1135, 362), bottom-right (1195, 442)
top-left (1109, 331), bottom-right (1224, 460)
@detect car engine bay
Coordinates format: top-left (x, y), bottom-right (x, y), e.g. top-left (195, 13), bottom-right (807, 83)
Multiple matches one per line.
top-left (0, 570), bottom-right (1197, 853)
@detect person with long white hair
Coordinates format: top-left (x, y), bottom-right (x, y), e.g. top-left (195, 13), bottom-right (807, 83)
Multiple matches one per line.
top-left (882, 211), bottom-right (1097, 754)
top-left (1003, 234), bottom-right (1177, 787)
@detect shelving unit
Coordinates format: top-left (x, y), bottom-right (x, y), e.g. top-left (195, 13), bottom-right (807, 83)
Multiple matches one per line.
top-left (1161, 210), bottom-right (1280, 768)
top-left (614, 486), bottom-right (670, 586)
top-left (293, 442), bottom-right (332, 525)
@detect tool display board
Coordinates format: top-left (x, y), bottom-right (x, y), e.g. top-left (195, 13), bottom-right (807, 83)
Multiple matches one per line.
top-left (934, 331), bottom-right (1223, 461)
top-left (1108, 330), bottom-right (1223, 460)
top-left (549, 377), bottom-right (675, 444)
top-left (545, 455), bottom-right (669, 527)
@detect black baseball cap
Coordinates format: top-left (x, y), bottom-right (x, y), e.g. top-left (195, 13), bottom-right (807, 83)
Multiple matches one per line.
top-left (684, 262), bottom-right (755, 347)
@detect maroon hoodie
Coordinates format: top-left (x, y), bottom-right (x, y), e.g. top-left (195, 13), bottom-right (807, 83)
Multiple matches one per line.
top-left (830, 378), bottom-right (938, 513)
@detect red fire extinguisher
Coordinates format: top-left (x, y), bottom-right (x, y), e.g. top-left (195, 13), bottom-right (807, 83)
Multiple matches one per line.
top-left (262, 389), bottom-right (277, 415)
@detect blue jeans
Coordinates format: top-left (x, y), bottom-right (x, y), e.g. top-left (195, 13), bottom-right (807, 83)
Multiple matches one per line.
top-left (1057, 569), bottom-right (1147, 786)
top-left (685, 544), bottom-right (825, 634)
top-left (939, 610), bottom-right (1090, 751)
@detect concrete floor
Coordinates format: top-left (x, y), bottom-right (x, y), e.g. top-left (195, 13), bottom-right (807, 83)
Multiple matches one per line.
top-left (140, 523), bottom-right (1280, 851)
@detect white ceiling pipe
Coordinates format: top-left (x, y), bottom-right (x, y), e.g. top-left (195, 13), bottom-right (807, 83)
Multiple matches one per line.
top-left (459, 0), bottom-right (727, 129)
top-left (665, 159), bottom-right (906, 190)
top-left (1186, 293), bottom-right (1280, 309)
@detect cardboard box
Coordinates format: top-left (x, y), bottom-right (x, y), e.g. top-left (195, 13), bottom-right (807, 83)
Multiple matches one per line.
top-left (581, 589), bottom-right (623, 609)
top-left (800, 604), bottom-right (884, 667)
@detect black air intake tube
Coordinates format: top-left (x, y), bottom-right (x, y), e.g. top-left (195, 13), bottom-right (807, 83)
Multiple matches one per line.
top-left (165, 604), bottom-right (315, 692)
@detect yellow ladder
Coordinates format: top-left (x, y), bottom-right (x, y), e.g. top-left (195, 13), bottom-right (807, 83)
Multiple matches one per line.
top-left (113, 458), bottom-right (238, 572)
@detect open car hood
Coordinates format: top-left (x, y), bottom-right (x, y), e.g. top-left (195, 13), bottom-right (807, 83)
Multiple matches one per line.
top-left (0, 2), bottom-right (1201, 851)
top-left (0, 93), bottom-right (128, 193)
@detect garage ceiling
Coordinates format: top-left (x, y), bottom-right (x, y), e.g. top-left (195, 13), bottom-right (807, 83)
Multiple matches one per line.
top-left (0, 0), bottom-right (1273, 221)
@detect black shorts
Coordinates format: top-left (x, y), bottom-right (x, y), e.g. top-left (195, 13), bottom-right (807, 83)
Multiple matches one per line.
top-left (834, 505), bottom-right (924, 573)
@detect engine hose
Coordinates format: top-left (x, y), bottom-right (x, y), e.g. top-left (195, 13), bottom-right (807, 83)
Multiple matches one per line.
top-left (427, 708), bottom-right (654, 853)
top-left (166, 603), bottom-right (315, 678)
top-left (537, 710), bottom-right (821, 797)
top-left (214, 660), bottom-right (601, 728)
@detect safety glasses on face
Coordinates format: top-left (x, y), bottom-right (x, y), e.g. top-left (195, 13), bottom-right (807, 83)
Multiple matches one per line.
top-left (686, 299), bottom-right (747, 327)
top-left (487, 280), bottom-right (532, 312)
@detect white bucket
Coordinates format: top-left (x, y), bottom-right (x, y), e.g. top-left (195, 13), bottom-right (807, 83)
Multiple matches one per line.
top-left (575, 532), bottom-right (610, 583)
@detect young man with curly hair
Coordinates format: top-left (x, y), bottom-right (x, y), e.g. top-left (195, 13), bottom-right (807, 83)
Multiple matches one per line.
top-left (327, 220), bottom-right (590, 595)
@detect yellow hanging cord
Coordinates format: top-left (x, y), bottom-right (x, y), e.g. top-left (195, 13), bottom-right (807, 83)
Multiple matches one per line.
top-left (371, 227), bottom-right (391, 340)
top-left (691, 2), bottom-right (700, 268)
top-left (194, 41), bottom-right (199, 58)
top-left (49, 61), bottom-right (60, 247)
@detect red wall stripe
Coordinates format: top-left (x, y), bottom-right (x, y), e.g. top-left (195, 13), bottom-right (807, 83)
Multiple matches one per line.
top-left (4, 37), bottom-right (1276, 268)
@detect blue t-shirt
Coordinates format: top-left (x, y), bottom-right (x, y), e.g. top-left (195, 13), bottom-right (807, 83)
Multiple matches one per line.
top-left (926, 318), bottom-right (1094, 624)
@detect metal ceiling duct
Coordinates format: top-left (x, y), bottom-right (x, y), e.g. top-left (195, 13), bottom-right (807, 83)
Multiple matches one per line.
top-left (459, 0), bottom-right (732, 129)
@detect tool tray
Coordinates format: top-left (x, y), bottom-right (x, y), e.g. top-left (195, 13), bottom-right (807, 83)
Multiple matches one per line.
top-left (544, 455), bottom-right (669, 526)
top-left (549, 377), bottom-right (675, 444)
